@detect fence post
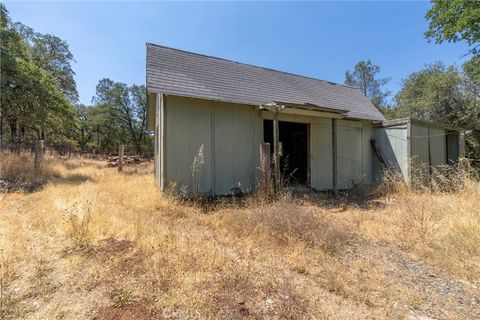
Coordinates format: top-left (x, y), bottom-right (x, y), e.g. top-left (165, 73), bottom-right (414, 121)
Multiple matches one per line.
top-left (118, 144), bottom-right (124, 173)
top-left (34, 139), bottom-right (44, 173)
top-left (260, 142), bottom-right (271, 194)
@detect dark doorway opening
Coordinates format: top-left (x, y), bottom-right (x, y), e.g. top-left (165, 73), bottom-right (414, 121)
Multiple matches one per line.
top-left (264, 120), bottom-right (309, 185)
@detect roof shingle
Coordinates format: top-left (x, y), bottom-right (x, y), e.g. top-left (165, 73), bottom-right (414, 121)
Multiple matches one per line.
top-left (146, 43), bottom-right (385, 121)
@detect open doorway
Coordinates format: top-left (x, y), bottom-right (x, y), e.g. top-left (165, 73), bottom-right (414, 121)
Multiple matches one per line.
top-left (264, 120), bottom-right (309, 185)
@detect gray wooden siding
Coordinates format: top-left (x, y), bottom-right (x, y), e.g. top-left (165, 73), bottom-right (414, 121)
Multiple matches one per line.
top-left (429, 127), bottom-right (447, 167)
top-left (154, 95), bottom-right (159, 183)
top-left (337, 120), bottom-right (373, 189)
top-left (411, 125), bottom-right (447, 167)
top-left (410, 124), bottom-right (448, 182)
top-left (411, 125), bottom-right (430, 180)
top-left (375, 122), bottom-right (459, 185)
top-left (447, 133), bottom-right (459, 163)
top-left (162, 95), bottom-right (375, 194)
top-left (362, 123), bottom-right (375, 185)
top-left (154, 93), bottom-right (164, 188)
top-left (374, 125), bottom-right (409, 182)
top-left (310, 119), bottom-right (333, 191)
top-left (213, 102), bottom-right (262, 194)
top-left (164, 96), bottom-right (262, 195)
top-left (165, 96), bottom-right (213, 194)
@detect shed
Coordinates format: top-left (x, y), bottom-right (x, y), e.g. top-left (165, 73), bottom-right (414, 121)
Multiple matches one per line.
top-left (146, 44), bottom-right (386, 195)
top-left (145, 44), bottom-right (464, 195)
top-left (374, 118), bottom-right (465, 184)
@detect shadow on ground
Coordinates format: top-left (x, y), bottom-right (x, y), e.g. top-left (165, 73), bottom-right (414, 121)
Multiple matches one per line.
top-left (0, 173), bottom-right (94, 193)
top-left (175, 184), bottom-right (387, 213)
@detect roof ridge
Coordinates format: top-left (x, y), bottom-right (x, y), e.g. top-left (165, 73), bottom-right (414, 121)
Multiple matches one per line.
top-left (146, 42), bottom-right (361, 91)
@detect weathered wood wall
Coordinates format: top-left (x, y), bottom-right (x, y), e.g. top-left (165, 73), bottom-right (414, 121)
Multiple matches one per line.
top-left (163, 96), bottom-right (262, 195)
top-left (374, 124), bottom-right (409, 182)
top-left (374, 120), bottom-right (459, 185)
top-left (157, 95), bottom-right (377, 195)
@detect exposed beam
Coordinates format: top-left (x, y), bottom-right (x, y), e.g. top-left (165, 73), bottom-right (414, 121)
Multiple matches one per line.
top-left (259, 102), bottom-right (285, 194)
top-left (157, 94), bottom-right (165, 190)
top-left (273, 110), bottom-right (281, 193)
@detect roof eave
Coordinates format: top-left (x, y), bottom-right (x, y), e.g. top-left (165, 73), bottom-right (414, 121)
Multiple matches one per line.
top-left (376, 117), bottom-right (465, 132)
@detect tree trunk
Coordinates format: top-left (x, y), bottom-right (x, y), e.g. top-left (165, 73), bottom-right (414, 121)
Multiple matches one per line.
top-left (34, 139), bottom-right (44, 173)
top-left (0, 114), bottom-right (3, 149)
top-left (135, 142), bottom-right (141, 156)
top-left (40, 129), bottom-right (46, 154)
top-left (8, 119), bottom-right (18, 152)
top-left (16, 121), bottom-right (21, 154)
top-left (19, 125), bottom-right (25, 151)
top-left (96, 125), bottom-right (100, 151)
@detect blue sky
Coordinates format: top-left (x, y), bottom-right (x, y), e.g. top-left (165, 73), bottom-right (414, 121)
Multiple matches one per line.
top-left (5, 1), bottom-right (469, 105)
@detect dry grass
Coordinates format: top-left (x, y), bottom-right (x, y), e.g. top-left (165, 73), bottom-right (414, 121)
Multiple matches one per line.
top-left (0, 153), bottom-right (479, 319)
top-left (0, 151), bottom-right (62, 184)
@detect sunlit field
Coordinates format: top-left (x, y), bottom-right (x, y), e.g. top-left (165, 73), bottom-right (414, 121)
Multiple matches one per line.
top-left (1, 152), bottom-right (479, 319)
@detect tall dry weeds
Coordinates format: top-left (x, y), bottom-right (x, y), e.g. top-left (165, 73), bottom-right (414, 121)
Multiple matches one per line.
top-left (222, 199), bottom-right (352, 255)
top-left (361, 166), bottom-right (480, 282)
top-left (0, 151), bottom-right (61, 184)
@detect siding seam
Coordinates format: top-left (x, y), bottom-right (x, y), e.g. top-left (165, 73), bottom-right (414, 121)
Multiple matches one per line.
top-left (211, 101), bottom-right (215, 195)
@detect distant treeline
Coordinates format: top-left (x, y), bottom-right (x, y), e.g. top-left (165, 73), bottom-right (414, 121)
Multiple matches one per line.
top-left (0, 3), bottom-right (153, 158)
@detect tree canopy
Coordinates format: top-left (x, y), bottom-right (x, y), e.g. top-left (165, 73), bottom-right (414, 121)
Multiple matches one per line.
top-left (345, 60), bottom-right (390, 109)
top-left (92, 79), bottom-right (149, 155)
top-left (0, 3), bottom-right (152, 158)
top-left (1, 3), bottom-right (73, 146)
top-left (425, 0), bottom-right (480, 55)
top-left (395, 61), bottom-right (480, 157)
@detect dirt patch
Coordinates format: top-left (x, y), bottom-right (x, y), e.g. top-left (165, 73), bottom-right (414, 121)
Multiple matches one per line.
top-left (201, 258), bottom-right (310, 319)
top-left (62, 237), bottom-right (133, 258)
top-left (344, 240), bottom-right (480, 319)
top-left (94, 302), bottom-right (155, 320)
top-left (116, 251), bottom-right (148, 276)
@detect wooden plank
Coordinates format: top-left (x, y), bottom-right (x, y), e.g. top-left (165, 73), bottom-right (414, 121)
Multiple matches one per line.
top-left (159, 94), bottom-right (165, 190)
top-left (34, 139), bottom-right (44, 172)
top-left (118, 144), bottom-right (124, 173)
top-left (427, 128), bottom-right (432, 183)
top-left (273, 111), bottom-right (280, 192)
top-left (407, 119), bottom-right (411, 185)
top-left (260, 142), bottom-right (271, 194)
top-left (370, 139), bottom-right (392, 170)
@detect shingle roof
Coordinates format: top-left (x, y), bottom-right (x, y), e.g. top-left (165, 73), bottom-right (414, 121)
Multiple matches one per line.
top-left (146, 43), bottom-right (385, 121)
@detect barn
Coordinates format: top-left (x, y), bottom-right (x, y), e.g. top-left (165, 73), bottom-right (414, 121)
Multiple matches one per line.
top-left (145, 44), bottom-right (464, 195)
